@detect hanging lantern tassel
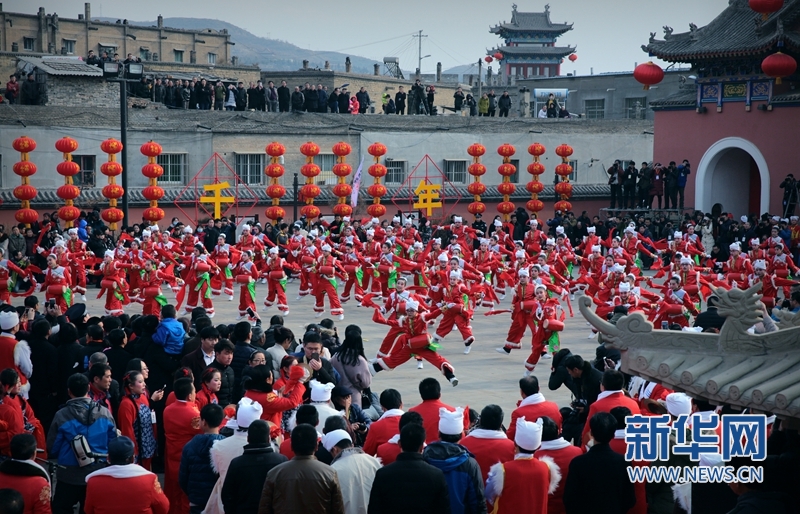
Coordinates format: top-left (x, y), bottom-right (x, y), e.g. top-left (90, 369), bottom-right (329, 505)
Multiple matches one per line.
top-left (466, 143), bottom-right (487, 218)
top-left (366, 143), bottom-right (388, 219)
top-left (496, 143), bottom-right (517, 221)
top-left (299, 142), bottom-right (322, 220)
top-left (265, 142), bottom-right (287, 222)
top-left (554, 144), bottom-right (574, 213)
top-left (526, 143), bottom-right (546, 216)
top-left (140, 140), bottom-right (165, 224)
top-left (100, 138), bottom-right (125, 231)
top-left (332, 142), bottom-right (353, 218)
top-left (12, 136), bottom-right (39, 227)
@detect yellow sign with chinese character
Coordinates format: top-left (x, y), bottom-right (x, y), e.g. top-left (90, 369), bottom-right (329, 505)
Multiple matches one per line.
top-left (413, 180), bottom-right (442, 216)
top-left (199, 181), bottom-right (236, 219)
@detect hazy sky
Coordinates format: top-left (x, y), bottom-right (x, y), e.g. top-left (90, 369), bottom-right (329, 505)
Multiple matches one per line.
top-left (8, 0), bottom-right (731, 74)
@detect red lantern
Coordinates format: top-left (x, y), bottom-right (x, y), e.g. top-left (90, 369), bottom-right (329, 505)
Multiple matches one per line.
top-left (368, 143), bottom-right (387, 157)
top-left (555, 144), bottom-right (574, 159)
top-left (102, 184), bottom-right (125, 200)
top-left (467, 144), bottom-right (486, 157)
top-left (142, 185), bottom-right (165, 201)
top-left (266, 184), bottom-right (286, 199)
top-left (497, 144), bottom-right (516, 158)
top-left (102, 161), bottom-right (124, 177)
top-left (301, 163), bottom-right (321, 178)
top-left (467, 182), bottom-right (487, 196)
top-left (332, 183), bottom-right (352, 197)
top-left (762, 51), bottom-right (797, 84)
top-left (101, 208), bottom-right (124, 224)
top-left (300, 205), bottom-right (321, 219)
top-left (634, 62), bottom-right (665, 90)
top-left (265, 163), bottom-right (285, 178)
top-left (367, 184), bottom-right (387, 198)
top-left (332, 163), bottom-right (352, 177)
top-left (497, 182), bottom-right (516, 196)
top-left (526, 199), bottom-right (544, 212)
top-left (497, 201), bottom-right (516, 215)
top-left (139, 163), bottom-right (161, 178)
top-left (554, 200), bottom-right (573, 212)
top-left (13, 185), bottom-right (37, 201)
top-left (265, 142), bottom-right (286, 157)
top-left (56, 184), bottom-right (81, 200)
top-left (300, 142), bottom-right (320, 157)
top-left (526, 181), bottom-right (544, 194)
top-left (140, 141), bottom-right (161, 157)
top-left (749, 0), bottom-right (784, 19)
top-left (56, 161), bottom-right (80, 176)
top-left (300, 184), bottom-right (321, 199)
top-left (100, 138), bottom-right (123, 155)
top-left (568, 54), bottom-right (578, 62)
top-left (142, 207), bottom-right (166, 222)
top-left (332, 204), bottom-right (353, 217)
top-left (555, 182), bottom-right (573, 197)
top-left (556, 163), bottom-right (574, 176)
top-left (332, 142), bottom-right (352, 156)
top-left (527, 162), bottom-right (545, 175)
top-left (484, 56), bottom-right (493, 63)
top-left (367, 204), bottom-right (387, 218)
top-left (265, 206), bottom-right (286, 220)
top-left (468, 202), bottom-right (487, 215)
top-left (494, 52), bottom-right (503, 60)
top-left (15, 208), bottom-right (39, 225)
top-left (58, 205), bottom-right (81, 223)
top-left (12, 136), bottom-right (36, 153)
top-left (13, 161), bottom-right (37, 177)
top-left (498, 163), bottom-right (517, 177)
top-left (368, 164), bottom-right (387, 178)
top-left (55, 137), bottom-right (79, 154)
top-left (528, 143), bottom-right (546, 157)
top-left (468, 163), bottom-right (487, 176)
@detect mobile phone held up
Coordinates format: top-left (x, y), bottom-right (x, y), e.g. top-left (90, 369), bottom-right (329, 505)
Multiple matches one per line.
top-left (246, 307), bottom-right (255, 317)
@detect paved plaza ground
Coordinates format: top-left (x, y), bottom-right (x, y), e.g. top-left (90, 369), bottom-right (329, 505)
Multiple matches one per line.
top-left (80, 278), bottom-right (601, 419)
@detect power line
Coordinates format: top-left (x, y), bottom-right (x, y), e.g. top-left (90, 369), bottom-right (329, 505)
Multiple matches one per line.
top-left (330, 32), bottom-right (415, 53)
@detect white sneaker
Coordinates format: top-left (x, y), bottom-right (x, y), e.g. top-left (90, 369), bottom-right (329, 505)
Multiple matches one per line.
top-left (235, 314), bottom-right (245, 320)
top-left (523, 369), bottom-right (532, 377)
top-left (570, 293), bottom-right (575, 301)
top-left (417, 360), bottom-right (424, 369)
top-left (495, 347), bottom-right (510, 354)
top-left (315, 311), bottom-right (322, 318)
top-left (449, 376), bottom-right (459, 386)
top-left (229, 295), bottom-right (234, 301)
top-left (463, 345), bottom-right (471, 355)
top-left (338, 313), bottom-right (345, 321)
top-left (263, 304), bottom-right (270, 311)
top-left (296, 296), bottom-right (303, 301)
top-left (283, 310), bottom-right (289, 316)
top-left (260, 278), bottom-right (267, 284)
top-left (81, 295), bottom-right (87, 301)
top-left (499, 294), bottom-right (506, 300)
top-left (541, 353), bottom-right (552, 360)
top-left (587, 332), bottom-right (596, 339)
top-left (207, 311), bottom-right (215, 319)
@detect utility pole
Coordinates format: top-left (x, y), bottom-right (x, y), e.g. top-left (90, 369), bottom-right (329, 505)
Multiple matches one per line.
top-left (413, 30), bottom-right (427, 75)
top-left (477, 59), bottom-right (483, 100)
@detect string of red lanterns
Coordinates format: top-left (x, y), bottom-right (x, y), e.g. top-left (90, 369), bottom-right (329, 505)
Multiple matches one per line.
top-left (331, 142), bottom-right (354, 218)
top-left (265, 142), bottom-right (286, 223)
top-left (140, 141), bottom-right (166, 224)
top-left (55, 137), bottom-right (81, 228)
top-left (466, 143), bottom-right (487, 219)
top-left (554, 144), bottom-right (574, 213)
top-left (526, 143), bottom-right (546, 216)
top-left (100, 138), bottom-right (125, 230)
top-left (366, 143), bottom-right (388, 219)
top-left (12, 136), bottom-right (38, 227)
top-left (496, 143), bottom-right (517, 220)
top-left (299, 142), bottom-right (322, 220)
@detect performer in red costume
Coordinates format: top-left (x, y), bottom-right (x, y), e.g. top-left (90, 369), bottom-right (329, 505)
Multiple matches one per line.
top-left (66, 228), bottom-right (91, 301)
top-left (93, 250), bottom-right (133, 316)
top-left (181, 244), bottom-right (216, 318)
top-left (263, 247), bottom-right (292, 315)
top-left (0, 311), bottom-right (32, 399)
top-left (722, 242), bottom-right (753, 289)
top-left (297, 233), bottom-right (320, 299)
top-left (339, 242), bottom-right (367, 303)
top-left (749, 259), bottom-right (799, 309)
top-left (232, 250), bottom-right (259, 320)
top-left (497, 269), bottom-right (538, 353)
top-left (313, 244), bottom-right (347, 320)
top-left (0, 249), bottom-right (32, 305)
top-left (138, 259), bottom-right (180, 316)
top-left (374, 277), bottom-right (427, 359)
top-left (210, 234), bottom-right (237, 301)
top-left (39, 254), bottom-right (73, 312)
top-left (651, 275), bottom-right (698, 329)
top-left (433, 270), bottom-right (475, 354)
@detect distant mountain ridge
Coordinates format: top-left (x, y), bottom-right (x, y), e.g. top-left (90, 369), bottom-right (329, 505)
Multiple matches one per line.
top-left (95, 16), bottom-right (380, 73)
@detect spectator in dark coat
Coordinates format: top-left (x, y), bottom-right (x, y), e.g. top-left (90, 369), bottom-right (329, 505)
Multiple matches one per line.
top-left (303, 83), bottom-right (318, 112)
top-left (317, 85), bottom-right (328, 113)
top-left (277, 80), bottom-right (290, 112)
top-left (27, 319), bottom-right (59, 431)
top-left (209, 339), bottom-right (235, 407)
top-left (221, 420), bottom-right (287, 514)
top-left (291, 87), bottom-right (305, 112)
top-left (179, 404), bottom-right (225, 514)
top-left (328, 88), bottom-right (340, 113)
top-left (453, 88), bottom-right (465, 111)
top-left (55, 324), bottom-right (84, 404)
top-left (356, 87), bottom-right (371, 114)
top-left (564, 355), bottom-right (602, 407)
top-left (20, 73), bottom-right (39, 105)
top-left (693, 296), bottom-right (726, 332)
top-left (202, 219), bottom-right (220, 253)
top-left (104, 328), bottom-right (132, 384)
top-left (338, 89), bottom-right (350, 113)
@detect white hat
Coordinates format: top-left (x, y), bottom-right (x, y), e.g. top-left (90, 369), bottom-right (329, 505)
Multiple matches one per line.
top-left (626, 273), bottom-right (637, 280)
top-left (680, 257), bottom-right (693, 265)
top-left (150, 224), bottom-right (160, 232)
top-left (438, 253), bottom-right (449, 262)
top-left (321, 429), bottom-right (352, 452)
top-left (451, 245), bottom-right (461, 252)
top-left (404, 219), bottom-right (413, 226)
top-left (619, 282), bottom-right (631, 293)
top-left (269, 247), bottom-right (279, 255)
top-left (433, 238), bottom-right (442, 244)
top-left (545, 238), bottom-right (555, 246)
top-left (673, 231), bottom-right (682, 239)
top-left (453, 216), bottom-right (463, 223)
top-left (55, 240), bottom-right (66, 248)
top-left (665, 392), bottom-right (692, 418)
top-left (367, 229), bottom-right (375, 237)
top-left (591, 245), bottom-right (601, 253)
top-left (740, 215), bottom-right (748, 223)
top-left (612, 264), bottom-right (625, 273)
top-left (235, 398), bottom-right (264, 429)
top-left (782, 218), bottom-right (789, 223)
top-left (729, 242), bottom-right (741, 251)
top-left (0, 311), bottom-right (20, 331)
top-left (343, 216), bottom-right (350, 222)
top-left (183, 226), bottom-right (193, 234)
top-left (68, 228), bottom-right (78, 235)
top-left (104, 250), bottom-right (115, 259)
top-left (142, 230), bottom-right (151, 238)
top-left (514, 416), bottom-right (543, 451)
top-left (370, 217), bottom-right (380, 225)
top-left (414, 241), bottom-right (424, 249)
top-left (624, 226), bottom-right (635, 234)
top-left (406, 299), bottom-right (419, 311)
top-left (321, 244), bottom-right (332, 252)
top-left (587, 226), bottom-right (596, 233)
top-left (772, 215), bottom-right (780, 222)
top-left (518, 269), bottom-right (529, 277)
top-left (531, 264), bottom-right (542, 272)
top-left (450, 234), bottom-right (458, 240)
top-left (515, 250), bottom-right (526, 259)
top-left (530, 219), bottom-right (539, 226)
top-left (310, 380), bottom-right (335, 402)
top-left (792, 216), bottom-right (799, 221)
top-left (556, 226), bottom-right (565, 235)
top-left (750, 238), bottom-right (760, 246)
top-left (438, 407), bottom-right (464, 436)
top-left (535, 284), bottom-right (547, 293)
top-left (393, 216), bottom-right (401, 223)
top-left (754, 259), bottom-right (767, 270)
top-left (449, 270), bottom-right (462, 279)
top-left (480, 238), bottom-right (489, 245)
top-left (514, 240), bottom-right (524, 247)
top-left (494, 220), bottom-right (503, 227)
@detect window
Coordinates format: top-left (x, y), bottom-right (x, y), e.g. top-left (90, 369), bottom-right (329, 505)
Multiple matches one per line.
top-left (62, 39), bottom-right (75, 55)
top-left (23, 38), bottom-right (35, 51)
top-left (234, 154), bottom-right (265, 185)
top-left (157, 153), bottom-right (187, 184)
top-left (568, 160), bottom-right (578, 182)
top-left (71, 155), bottom-right (96, 187)
top-left (385, 159), bottom-right (407, 184)
top-left (315, 154), bottom-right (336, 184)
top-left (585, 99), bottom-right (605, 119)
top-left (443, 160), bottom-right (468, 184)
top-left (173, 50), bottom-right (184, 63)
top-left (509, 159), bottom-right (520, 184)
top-left (625, 97), bottom-right (647, 119)
top-left (140, 49), bottom-right (150, 61)
top-left (543, 66), bottom-right (550, 77)
top-left (207, 53), bottom-right (217, 65)
top-left (510, 66), bottom-right (516, 76)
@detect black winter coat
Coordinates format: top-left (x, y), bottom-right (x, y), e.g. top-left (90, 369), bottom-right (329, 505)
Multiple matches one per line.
top-left (27, 335), bottom-right (59, 429)
top-left (221, 444), bottom-right (288, 514)
top-left (338, 92), bottom-right (350, 113)
top-left (563, 444), bottom-right (636, 514)
top-left (369, 452), bottom-right (451, 514)
top-left (277, 86), bottom-right (291, 108)
top-left (179, 433), bottom-right (226, 507)
top-left (291, 91), bottom-right (305, 110)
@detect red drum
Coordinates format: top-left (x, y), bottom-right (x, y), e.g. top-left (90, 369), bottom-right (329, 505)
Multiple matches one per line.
top-left (216, 258), bottom-right (229, 267)
top-left (301, 255), bottom-right (315, 265)
top-left (727, 273), bottom-right (746, 282)
top-left (377, 264), bottom-right (393, 274)
top-left (543, 319), bottom-right (564, 332)
top-left (0, 279), bottom-right (8, 291)
top-left (477, 266), bottom-right (491, 274)
top-left (763, 297), bottom-right (776, 309)
top-left (521, 300), bottom-right (538, 311)
top-left (776, 269), bottom-right (790, 278)
top-left (344, 265), bottom-right (359, 274)
top-left (615, 259), bottom-right (627, 266)
top-left (269, 270), bottom-right (285, 281)
top-left (664, 304), bottom-right (684, 316)
top-left (236, 275), bottom-right (254, 284)
top-left (143, 287), bottom-right (161, 299)
top-left (99, 279), bottom-right (117, 291)
top-left (684, 284), bottom-right (699, 296)
top-left (408, 334), bottom-right (432, 350)
top-left (48, 284), bottom-right (67, 296)
top-left (195, 262), bottom-right (212, 273)
top-left (319, 266), bottom-right (335, 276)
top-left (396, 301), bottom-right (407, 316)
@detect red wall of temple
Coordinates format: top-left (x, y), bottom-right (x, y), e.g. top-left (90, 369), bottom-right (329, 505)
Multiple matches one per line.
top-left (653, 103), bottom-right (800, 215)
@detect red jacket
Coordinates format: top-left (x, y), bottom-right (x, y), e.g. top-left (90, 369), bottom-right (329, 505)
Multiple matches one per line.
top-left (459, 430), bottom-right (516, 482)
top-left (409, 399), bottom-right (469, 444)
top-left (582, 391), bottom-right (640, 445)
top-left (0, 460), bottom-right (50, 514)
top-left (534, 441), bottom-right (583, 514)
top-left (375, 437), bottom-right (402, 466)
top-left (163, 401), bottom-right (200, 514)
top-left (85, 465), bottom-right (169, 514)
top-left (507, 395), bottom-right (563, 443)
top-left (0, 395), bottom-right (24, 457)
top-left (362, 410), bottom-right (403, 455)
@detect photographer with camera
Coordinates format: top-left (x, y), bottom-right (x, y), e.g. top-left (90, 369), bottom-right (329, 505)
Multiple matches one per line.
top-left (410, 79), bottom-right (425, 115)
top-left (559, 355), bottom-right (602, 445)
top-left (781, 174), bottom-right (798, 217)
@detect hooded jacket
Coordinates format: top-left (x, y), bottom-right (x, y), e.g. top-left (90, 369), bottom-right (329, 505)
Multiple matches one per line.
top-left (152, 317), bottom-right (185, 356)
top-left (179, 433), bottom-right (226, 507)
top-left (46, 397), bottom-right (117, 468)
top-left (423, 441), bottom-right (487, 514)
